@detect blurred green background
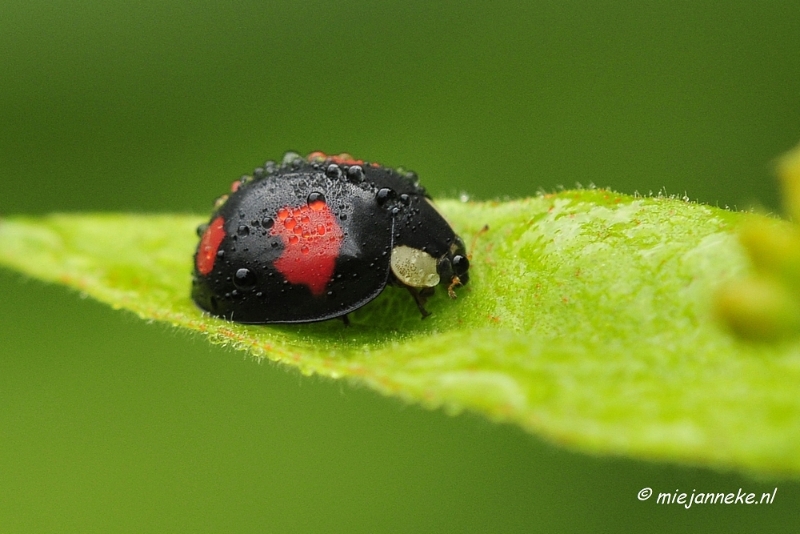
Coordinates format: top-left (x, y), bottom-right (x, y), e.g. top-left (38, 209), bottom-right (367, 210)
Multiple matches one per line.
top-left (2, 1), bottom-right (800, 531)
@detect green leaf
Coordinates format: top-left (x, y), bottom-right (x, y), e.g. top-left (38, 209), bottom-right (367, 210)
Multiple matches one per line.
top-left (2, 190), bottom-right (799, 477)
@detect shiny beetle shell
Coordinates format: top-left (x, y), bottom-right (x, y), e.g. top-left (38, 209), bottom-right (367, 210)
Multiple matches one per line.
top-left (191, 152), bottom-right (469, 323)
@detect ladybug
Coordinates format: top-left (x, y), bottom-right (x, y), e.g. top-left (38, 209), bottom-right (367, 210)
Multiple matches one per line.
top-left (191, 151), bottom-right (470, 324)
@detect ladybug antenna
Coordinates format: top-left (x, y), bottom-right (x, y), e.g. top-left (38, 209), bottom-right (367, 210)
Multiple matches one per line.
top-left (447, 276), bottom-right (463, 299)
top-left (468, 224), bottom-right (489, 261)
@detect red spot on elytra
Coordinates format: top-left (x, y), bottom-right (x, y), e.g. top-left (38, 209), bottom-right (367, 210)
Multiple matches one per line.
top-left (196, 216), bottom-right (226, 275)
top-left (270, 201), bottom-right (343, 296)
top-left (306, 151), bottom-right (367, 167)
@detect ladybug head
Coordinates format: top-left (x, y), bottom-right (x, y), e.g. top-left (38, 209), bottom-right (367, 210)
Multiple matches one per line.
top-left (389, 235), bottom-right (469, 300)
top-left (436, 236), bottom-right (470, 298)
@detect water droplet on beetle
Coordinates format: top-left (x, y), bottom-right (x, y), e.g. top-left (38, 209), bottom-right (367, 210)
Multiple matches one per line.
top-left (376, 188), bottom-right (396, 205)
top-left (237, 225), bottom-right (250, 237)
top-left (404, 171), bottom-right (419, 185)
top-left (347, 165), bottom-right (365, 182)
top-left (233, 268), bottom-right (257, 290)
top-left (325, 164), bottom-right (342, 179)
top-left (307, 191), bottom-right (326, 207)
top-left (262, 217), bottom-right (275, 229)
top-left (282, 151), bottom-right (302, 166)
top-left (196, 223), bottom-right (208, 237)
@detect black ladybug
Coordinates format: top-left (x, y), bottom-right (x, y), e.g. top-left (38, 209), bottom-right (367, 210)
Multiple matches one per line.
top-left (192, 151), bottom-right (470, 324)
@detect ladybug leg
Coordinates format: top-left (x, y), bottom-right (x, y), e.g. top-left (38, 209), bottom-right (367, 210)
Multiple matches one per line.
top-left (405, 286), bottom-right (432, 319)
top-left (340, 313), bottom-right (351, 327)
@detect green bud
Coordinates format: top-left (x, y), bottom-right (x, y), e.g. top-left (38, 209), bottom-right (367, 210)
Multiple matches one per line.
top-left (777, 142), bottom-right (800, 222)
top-left (738, 221), bottom-right (800, 298)
top-left (715, 277), bottom-right (800, 342)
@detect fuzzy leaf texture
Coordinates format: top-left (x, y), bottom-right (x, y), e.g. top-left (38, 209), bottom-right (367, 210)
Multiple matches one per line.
top-left (1, 190), bottom-right (799, 477)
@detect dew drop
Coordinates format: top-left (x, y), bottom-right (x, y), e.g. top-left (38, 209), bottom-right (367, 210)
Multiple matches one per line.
top-left (404, 171), bottom-right (419, 185)
top-left (347, 165), bottom-right (365, 182)
top-left (325, 164), bottom-right (342, 179)
top-left (376, 188), bottom-right (396, 205)
top-left (282, 151), bottom-right (302, 166)
top-left (233, 268), bottom-right (257, 290)
top-left (307, 191), bottom-right (326, 208)
top-left (301, 245), bottom-right (310, 254)
top-left (262, 217), bottom-right (275, 229)
top-left (285, 218), bottom-right (297, 230)
top-left (237, 225), bottom-right (250, 237)
top-left (317, 224), bottom-right (326, 235)
top-left (196, 223), bottom-right (208, 237)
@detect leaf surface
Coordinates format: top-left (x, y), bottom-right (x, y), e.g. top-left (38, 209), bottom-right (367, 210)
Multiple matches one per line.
top-left (2, 190), bottom-right (799, 476)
